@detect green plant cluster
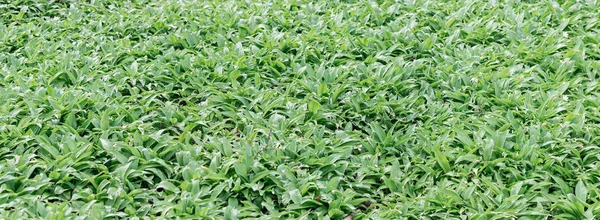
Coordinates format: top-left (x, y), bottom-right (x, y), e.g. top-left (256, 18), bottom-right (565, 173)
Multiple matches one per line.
top-left (2, 0), bottom-right (600, 219)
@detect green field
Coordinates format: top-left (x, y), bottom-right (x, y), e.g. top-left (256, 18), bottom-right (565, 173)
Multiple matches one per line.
top-left (2, 0), bottom-right (600, 219)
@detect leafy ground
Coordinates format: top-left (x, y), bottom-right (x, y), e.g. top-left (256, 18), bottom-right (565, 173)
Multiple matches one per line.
top-left (2, 0), bottom-right (600, 219)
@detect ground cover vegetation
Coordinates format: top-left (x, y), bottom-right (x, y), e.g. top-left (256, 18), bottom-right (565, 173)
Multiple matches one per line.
top-left (2, 0), bottom-right (600, 219)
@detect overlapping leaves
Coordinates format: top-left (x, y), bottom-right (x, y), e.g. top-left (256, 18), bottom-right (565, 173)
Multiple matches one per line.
top-left (2, 0), bottom-right (600, 219)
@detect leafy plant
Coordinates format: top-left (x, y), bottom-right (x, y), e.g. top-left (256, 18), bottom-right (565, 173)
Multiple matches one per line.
top-left (2, 0), bottom-right (600, 219)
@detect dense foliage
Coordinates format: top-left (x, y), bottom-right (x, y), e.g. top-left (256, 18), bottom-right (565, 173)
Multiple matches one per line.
top-left (2, 0), bottom-right (600, 219)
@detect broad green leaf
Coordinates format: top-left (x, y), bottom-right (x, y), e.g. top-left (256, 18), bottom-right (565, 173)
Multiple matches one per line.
top-left (308, 100), bottom-right (321, 114)
top-left (434, 149), bottom-right (451, 173)
top-left (575, 180), bottom-right (587, 202)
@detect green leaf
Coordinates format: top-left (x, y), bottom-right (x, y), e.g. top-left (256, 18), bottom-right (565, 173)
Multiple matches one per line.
top-left (455, 154), bottom-right (478, 164)
top-left (308, 100), bottom-right (321, 114)
top-left (328, 209), bottom-right (345, 219)
top-left (100, 111), bottom-right (110, 131)
top-left (575, 180), bottom-right (587, 202)
top-left (434, 149), bottom-right (451, 173)
top-left (35, 135), bottom-right (60, 158)
top-left (289, 189), bottom-right (302, 204)
top-left (318, 83), bottom-right (329, 96)
top-left (157, 181), bottom-right (180, 193)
